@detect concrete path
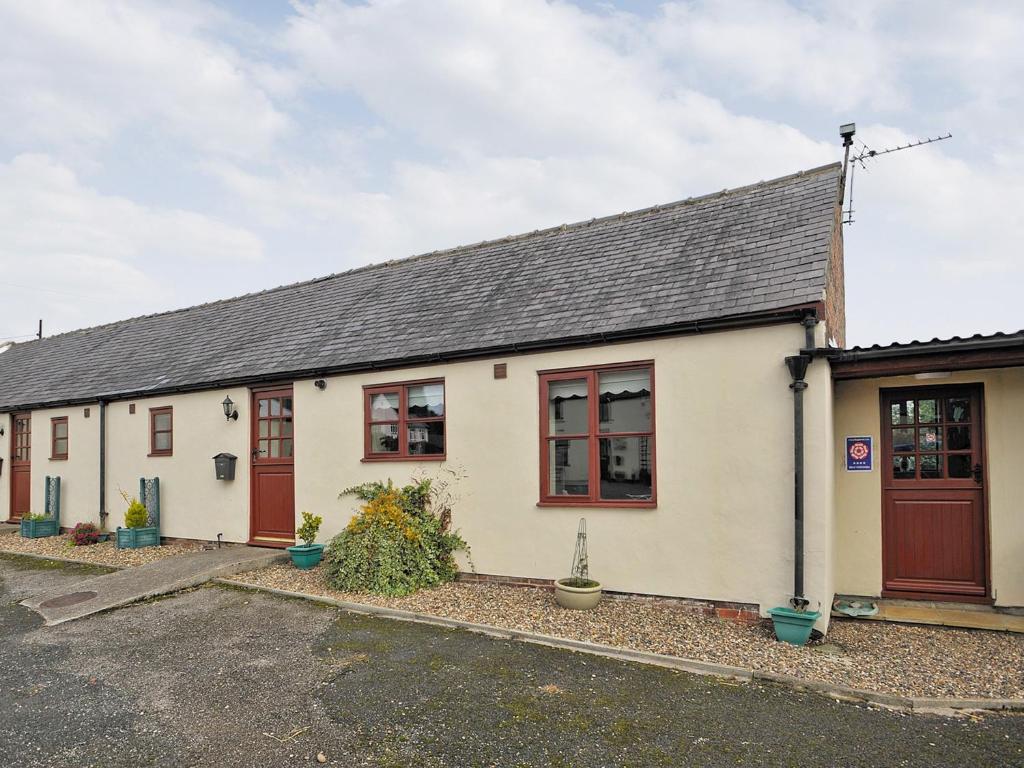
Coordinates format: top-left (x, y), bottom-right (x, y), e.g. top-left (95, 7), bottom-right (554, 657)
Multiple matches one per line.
top-left (21, 545), bottom-right (286, 625)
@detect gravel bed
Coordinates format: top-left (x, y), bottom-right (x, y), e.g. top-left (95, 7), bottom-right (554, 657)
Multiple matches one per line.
top-left (0, 528), bottom-right (203, 567)
top-left (231, 563), bottom-right (1024, 700)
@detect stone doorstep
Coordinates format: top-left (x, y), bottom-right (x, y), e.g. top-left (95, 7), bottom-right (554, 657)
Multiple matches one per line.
top-left (833, 597), bottom-right (1024, 634)
top-left (214, 578), bottom-right (1024, 716)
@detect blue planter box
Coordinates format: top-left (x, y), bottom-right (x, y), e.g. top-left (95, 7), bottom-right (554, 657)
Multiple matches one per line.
top-left (768, 606), bottom-right (822, 646)
top-left (287, 543), bottom-right (325, 570)
top-left (116, 526), bottom-right (160, 549)
top-left (20, 518), bottom-right (59, 538)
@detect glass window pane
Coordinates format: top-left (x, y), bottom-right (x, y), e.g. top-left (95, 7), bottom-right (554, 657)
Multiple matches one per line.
top-left (947, 426), bottom-right (970, 451)
top-left (917, 399), bottom-right (938, 423)
top-left (549, 439), bottom-right (588, 495)
top-left (920, 454), bottom-right (942, 478)
top-left (949, 454), bottom-right (973, 478)
top-left (154, 413), bottom-right (171, 431)
top-left (258, 439), bottom-right (269, 455)
top-left (893, 455), bottom-right (915, 479)
top-left (891, 400), bottom-right (915, 425)
top-left (282, 398), bottom-right (293, 417)
top-left (598, 370), bottom-right (650, 433)
top-left (281, 439), bottom-right (293, 458)
top-left (269, 398), bottom-right (281, 417)
top-left (258, 421), bottom-right (269, 438)
top-left (258, 400), bottom-right (269, 417)
top-left (946, 398), bottom-right (970, 423)
top-left (407, 384), bottom-right (444, 418)
top-left (55, 422), bottom-right (68, 438)
top-left (282, 419), bottom-right (293, 437)
top-left (270, 420), bottom-right (281, 437)
top-left (918, 427), bottom-right (941, 452)
top-left (370, 423), bottom-right (399, 453)
top-left (599, 437), bottom-right (652, 500)
top-left (370, 392), bottom-right (400, 421)
top-left (549, 379), bottom-right (588, 435)
top-left (269, 440), bottom-right (280, 458)
top-left (154, 432), bottom-right (171, 451)
top-left (892, 428), bottom-right (915, 453)
top-left (55, 438), bottom-right (68, 455)
top-left (407, 421), bottom-right (445, 455)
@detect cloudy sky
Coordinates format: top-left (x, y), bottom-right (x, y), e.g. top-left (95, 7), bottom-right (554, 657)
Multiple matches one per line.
top-left (1, 0), bottom-right (1021, 347)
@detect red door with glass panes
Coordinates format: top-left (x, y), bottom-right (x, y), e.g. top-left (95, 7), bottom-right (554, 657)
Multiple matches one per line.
top-left (881, 387), bottom-right (988, 601)
top-left (249, 388), bottom-right (295, 546)
top-left (9, 413), bottom-right (31, 521)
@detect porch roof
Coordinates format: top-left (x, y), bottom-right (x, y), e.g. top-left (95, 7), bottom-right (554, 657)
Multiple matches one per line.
top-left (832, 330), bottom-right (1024, 380)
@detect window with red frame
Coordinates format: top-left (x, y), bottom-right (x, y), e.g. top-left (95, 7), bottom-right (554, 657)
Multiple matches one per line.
top-left (149, 406), bottom-right (173, 456)
top-left (364, 380), bottom-right (445, 460)
top-left (539, 364), bottom-right (654, 506)
top-left (51, 416), bottom-right (68, 460)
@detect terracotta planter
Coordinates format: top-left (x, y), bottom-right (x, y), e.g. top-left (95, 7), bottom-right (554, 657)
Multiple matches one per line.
top-left (554, 578), bottom-right (603, 610)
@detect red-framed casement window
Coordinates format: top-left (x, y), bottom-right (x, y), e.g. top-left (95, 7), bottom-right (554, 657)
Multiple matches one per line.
top-left (539, 362), bottom-right (655, 507)
top-left (149, 406), bottom-right (173, 457)
top-left (50, 416), bottom-right (68, 460)
top-left (364, 379), bottom-right (445, 460)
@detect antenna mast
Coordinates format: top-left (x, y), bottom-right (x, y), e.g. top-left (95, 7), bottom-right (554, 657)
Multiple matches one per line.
top-left (840, 126), bottom-right (952, 225)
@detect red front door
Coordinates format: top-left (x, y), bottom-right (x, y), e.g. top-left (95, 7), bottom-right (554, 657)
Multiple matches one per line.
top-left (881, 386), bottom-right (988, 601)
top-left (9, 413), bottom-right (31, 522)
top-left (249, 388), bottom-right (295, 547)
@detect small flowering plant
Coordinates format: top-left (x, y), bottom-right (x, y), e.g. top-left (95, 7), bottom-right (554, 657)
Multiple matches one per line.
top-left (69, 522), bottom-right (101, 546)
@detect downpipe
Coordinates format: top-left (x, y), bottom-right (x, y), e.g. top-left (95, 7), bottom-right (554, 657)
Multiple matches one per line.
top-left (784, 316), bottom-right (817, 610)
top-left (98, 399), bottom-right (107, 528)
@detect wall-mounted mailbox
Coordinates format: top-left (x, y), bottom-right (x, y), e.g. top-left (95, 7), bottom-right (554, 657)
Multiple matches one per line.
top-left (213, 453), bottom-right (237, 481)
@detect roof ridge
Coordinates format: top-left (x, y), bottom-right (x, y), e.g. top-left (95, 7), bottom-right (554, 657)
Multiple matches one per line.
top-left (26, 162), bottom-right (842, 345)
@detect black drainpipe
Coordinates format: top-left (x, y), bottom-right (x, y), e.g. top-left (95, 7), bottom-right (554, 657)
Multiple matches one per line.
top-left (784, 316), bottom-right (817, 609)
top-left (98, 400), bottom-right (107, 528)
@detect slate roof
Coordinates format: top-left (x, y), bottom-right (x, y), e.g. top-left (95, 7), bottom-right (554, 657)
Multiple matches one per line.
top-left (0, 163), bottom-right (842, 410)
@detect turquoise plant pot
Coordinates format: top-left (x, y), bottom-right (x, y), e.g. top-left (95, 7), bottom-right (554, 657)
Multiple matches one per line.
top-left (116, 526), bottom-right (160, 549)
top-left (768, 606), bottom-right (822, 646)
top-left (20, 518), bottom-right (59, 538)
top-left (287, 543), bottom-right (325, 570)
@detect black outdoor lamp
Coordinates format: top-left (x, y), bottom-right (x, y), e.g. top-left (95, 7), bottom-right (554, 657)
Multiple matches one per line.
top-left (222, 395), bottom-right (238, 422)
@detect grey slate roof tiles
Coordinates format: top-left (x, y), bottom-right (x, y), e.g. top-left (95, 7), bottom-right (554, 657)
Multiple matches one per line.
top-left (0, 163), bottom-right (842, 410)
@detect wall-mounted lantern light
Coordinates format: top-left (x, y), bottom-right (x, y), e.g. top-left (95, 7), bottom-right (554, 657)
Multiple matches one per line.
top-left (222, 395), bottom-right (238, 421)
top-left (314, 379), bottom-right (327, 390)
top-left (0, 425), bottom-right (5, 436)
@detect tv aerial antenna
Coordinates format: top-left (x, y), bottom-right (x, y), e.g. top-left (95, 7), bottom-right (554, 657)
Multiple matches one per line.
top-left (839, 123), bottom-right (952, 225)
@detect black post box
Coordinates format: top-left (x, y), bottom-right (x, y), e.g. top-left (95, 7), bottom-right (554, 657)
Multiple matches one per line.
top-left (213, 453), bottom-right (237, 481)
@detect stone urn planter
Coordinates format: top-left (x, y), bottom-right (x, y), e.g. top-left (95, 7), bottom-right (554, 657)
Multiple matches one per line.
top-left (554, 578), bottom-right (603, 610)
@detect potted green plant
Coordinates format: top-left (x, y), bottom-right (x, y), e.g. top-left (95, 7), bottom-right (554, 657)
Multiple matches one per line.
top-left (768, 602), bottom-right (822, 646)
top-left (554, 518), bottom-right (602, 610)
top-left (116, 489), bottom-right (160, 549)
top-left (287, 511), bottom-right (324, 569)
top-left (20, 513), bottom-right (59, 539)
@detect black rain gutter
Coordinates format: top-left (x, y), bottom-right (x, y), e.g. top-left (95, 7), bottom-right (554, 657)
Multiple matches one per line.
top-left (0, 303), bottom-right (821, 413)
top-left (98, 400), bottom-right (107, 528)
top-left (784, 314), bottom-right (819, 609)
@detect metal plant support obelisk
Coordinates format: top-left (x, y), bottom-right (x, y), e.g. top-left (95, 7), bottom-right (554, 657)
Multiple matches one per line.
top-left (569, 518), bottom-right (589, 587)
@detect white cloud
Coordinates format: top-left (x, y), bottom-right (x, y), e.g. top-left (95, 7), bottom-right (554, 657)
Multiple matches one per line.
top-left (0, 0), bottom-right (289, 160)
top-left (0, 154), bottom-right (263, 336)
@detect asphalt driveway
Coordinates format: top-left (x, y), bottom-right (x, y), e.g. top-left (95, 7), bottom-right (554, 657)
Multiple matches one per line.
top-left (2, 554), bottom-right (1022, 768)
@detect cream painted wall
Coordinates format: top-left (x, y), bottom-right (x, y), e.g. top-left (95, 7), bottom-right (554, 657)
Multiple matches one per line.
top-left (294, 322), bottom-right (834, 625)
top-left (29, 405), bottom-right (101, 526)
top-left (104, 390), bottom-right (251, 542)
top-left (833, 367), bottom-right (1024, 607)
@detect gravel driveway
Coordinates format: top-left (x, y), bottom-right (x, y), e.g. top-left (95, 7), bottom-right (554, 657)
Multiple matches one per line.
top-left (2, 554), bottom-right (1022, 768)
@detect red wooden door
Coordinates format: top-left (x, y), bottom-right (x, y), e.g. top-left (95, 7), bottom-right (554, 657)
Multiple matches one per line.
top-left (881, 387), bottom-right (988, 601)
top-left (249, 388), bottom-right (295, 546)
top-left (9, 413), bottom-right (31, 521)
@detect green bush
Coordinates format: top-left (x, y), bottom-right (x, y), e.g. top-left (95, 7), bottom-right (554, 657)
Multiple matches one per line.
top-left (21, 513), bottom-right (47, 522)
top-left (296, 511), bottom-right (322, 546)
top-left (324, 477), bottom-right (469, 596)
top-left (124, 498), bottom-right (149, 529)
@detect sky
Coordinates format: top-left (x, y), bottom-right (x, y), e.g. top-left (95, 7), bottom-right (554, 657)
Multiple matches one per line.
top-left (0, 0), bottom-right (1021, 347)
